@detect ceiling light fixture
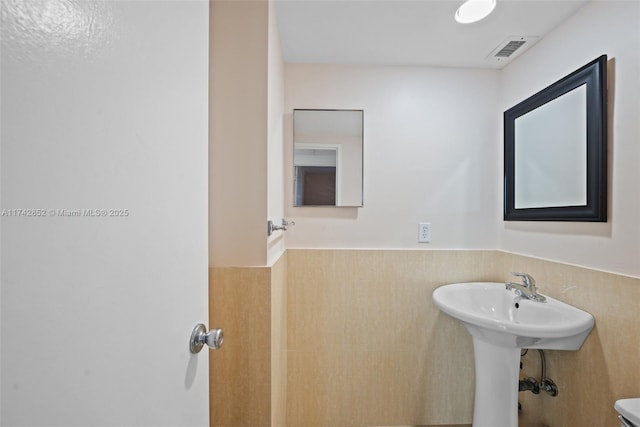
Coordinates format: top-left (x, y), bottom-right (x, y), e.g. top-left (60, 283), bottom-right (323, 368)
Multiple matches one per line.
top-left (455, 0), bottom-right (496, 24)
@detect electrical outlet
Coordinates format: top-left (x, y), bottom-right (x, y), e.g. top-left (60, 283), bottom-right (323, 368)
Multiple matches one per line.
top-left (418, 222), bottom-right (431, 243)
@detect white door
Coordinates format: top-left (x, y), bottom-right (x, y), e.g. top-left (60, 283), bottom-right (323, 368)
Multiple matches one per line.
top-left (1, 1), bottom-right (210, 425)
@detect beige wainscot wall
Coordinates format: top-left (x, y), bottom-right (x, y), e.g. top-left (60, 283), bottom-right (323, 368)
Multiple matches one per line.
top-left (210, 249), bottom-right (639, 427)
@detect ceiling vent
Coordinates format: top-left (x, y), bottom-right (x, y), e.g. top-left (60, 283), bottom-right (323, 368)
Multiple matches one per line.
top-left (486, 35), bottom-right (540, 67)
top-left (495, 40), bottom-right (527, 58)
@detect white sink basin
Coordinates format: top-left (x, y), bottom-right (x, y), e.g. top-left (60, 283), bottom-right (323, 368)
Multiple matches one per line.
top-left (432, 281), bottom-right (595, 427)
top-left (432, 281), bottom-right (594, 350)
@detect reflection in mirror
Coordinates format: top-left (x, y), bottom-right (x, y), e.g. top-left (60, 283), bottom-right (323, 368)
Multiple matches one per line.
top-left (293, 109), bottom-right (363, 207)
top-left (504, 55), bottom-right (607, 221)
top-left (514, 84), bottom-right (587, 209)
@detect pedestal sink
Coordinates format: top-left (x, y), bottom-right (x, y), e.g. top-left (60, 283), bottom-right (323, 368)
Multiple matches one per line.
top-left (432, 281), bottom-right (595, 427)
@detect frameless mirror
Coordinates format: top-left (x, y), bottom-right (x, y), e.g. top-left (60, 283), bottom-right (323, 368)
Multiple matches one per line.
top-left (293, 109), bottom-right (363, 207)
top-left (504, 55), bottom-right (607, 221)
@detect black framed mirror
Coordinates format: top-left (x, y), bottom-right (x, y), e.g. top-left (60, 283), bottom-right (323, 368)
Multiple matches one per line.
top-left (504, 55), bottom-right (607, 221)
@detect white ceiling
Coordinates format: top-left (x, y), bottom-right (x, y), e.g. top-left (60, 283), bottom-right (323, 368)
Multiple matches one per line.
top-left (274, 0), bottom-right (591, 69)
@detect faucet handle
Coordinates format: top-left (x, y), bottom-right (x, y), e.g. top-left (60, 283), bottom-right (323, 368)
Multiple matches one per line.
top-left (511, 272), bottom-right (536, 288)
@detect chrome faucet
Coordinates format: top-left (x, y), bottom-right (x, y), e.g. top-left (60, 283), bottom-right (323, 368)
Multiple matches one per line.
top-left (505, 272), bottom-right (546, 302)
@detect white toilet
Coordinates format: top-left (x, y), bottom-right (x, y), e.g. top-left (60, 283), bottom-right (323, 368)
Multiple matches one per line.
top-left (616, 398), bottom-right (640, 427)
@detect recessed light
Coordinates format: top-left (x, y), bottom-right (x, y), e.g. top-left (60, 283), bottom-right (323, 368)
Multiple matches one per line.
top-left (455, 0), bottom-right (496, 24)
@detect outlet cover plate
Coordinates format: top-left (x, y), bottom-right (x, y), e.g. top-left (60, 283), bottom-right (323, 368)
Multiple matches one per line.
top-left (418, 223), bottom-right (431, 243)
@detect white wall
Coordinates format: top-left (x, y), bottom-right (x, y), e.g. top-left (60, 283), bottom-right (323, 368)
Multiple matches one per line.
top-left (284, 64), bottom-right (501, 250)
top-left (210, 0), bottom-right (269, 266)
top-left (282, 1), bottom-right (640, 278)
top-left (210, 0), bottom-right (286, 267)
top-left (268, 1), bottom-right (286, 265)
top-left (499, 0), bottom-right (640, 277)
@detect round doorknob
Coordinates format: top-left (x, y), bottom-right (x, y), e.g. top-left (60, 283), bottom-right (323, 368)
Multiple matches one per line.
top-left (189, 323), bottom-right (224, 354)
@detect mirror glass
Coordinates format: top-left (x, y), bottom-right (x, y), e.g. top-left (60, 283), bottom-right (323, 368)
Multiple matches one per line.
top-left (293, 109), bottom-right (363, 207)
top-left (504, 55), bottom-right (607, 221)
top-left (514, 84), bottom-right (587, 209)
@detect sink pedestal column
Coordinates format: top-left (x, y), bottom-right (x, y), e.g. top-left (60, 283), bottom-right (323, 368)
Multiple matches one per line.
top-left (471, 337), bottom-right (520, 427)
